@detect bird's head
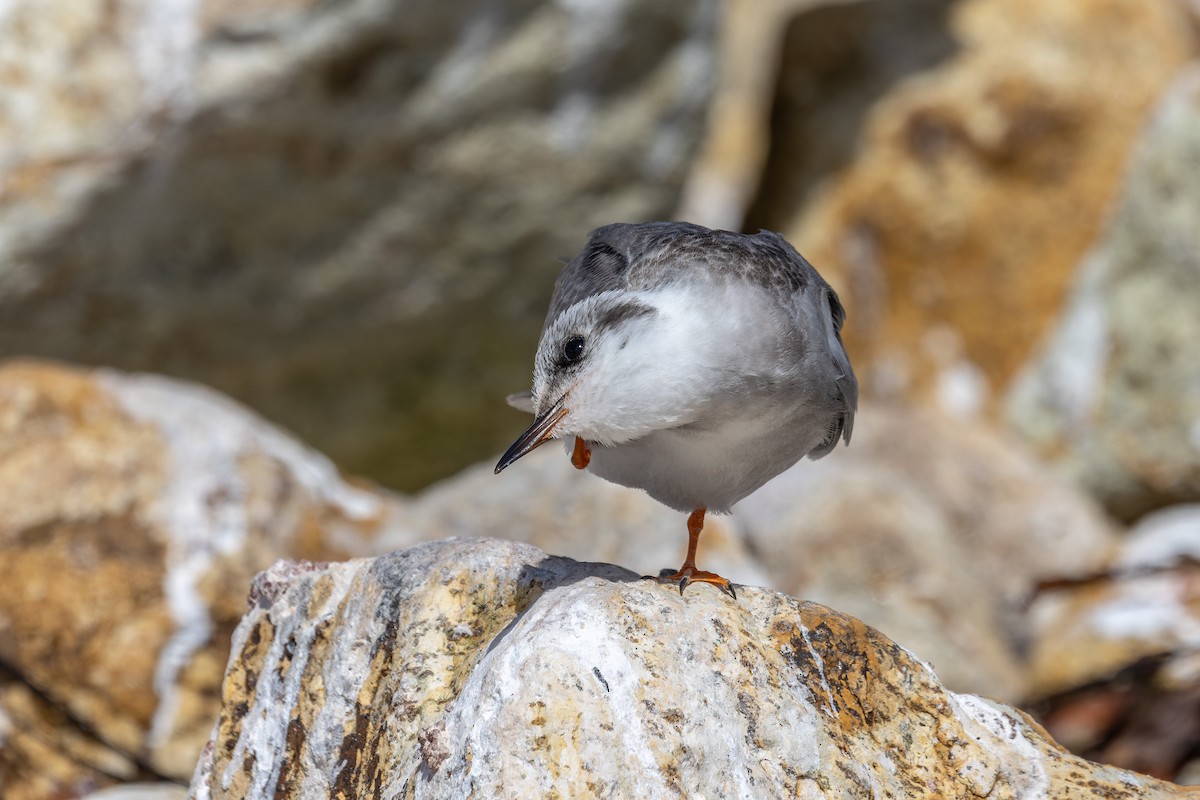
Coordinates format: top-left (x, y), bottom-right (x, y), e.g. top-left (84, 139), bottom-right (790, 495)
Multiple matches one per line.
top-left (495, 288), bottom-right (699, 473)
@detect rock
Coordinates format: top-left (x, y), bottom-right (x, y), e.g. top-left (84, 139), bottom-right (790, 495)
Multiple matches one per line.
top-left (1007, 66), bottom-right (1200, 521)
top-left (787, 0), bottom-right (1196, 417)
top-left (1030, 504), bottom-right (1200, 699)
top-left (82, 786), bottom-right (190, 800)
top-left (1032, 662), bottom-right (1200, 783)
top-left (737, 0), bottom-right (962, 233)
top-left (1031, 617), bottom-right (1200, 783)
top-left (0, 670), bottom-right (146, 800)
top-left (1112, 504), bottom-right (1200, 574)
top-left (0, 0), bottom-right (719, 492)
top-left (0, 359), bottom-right (401, 781)
top-left (733, 400), bottom-right (1117, 701)
top-left (1179, 758), bottom-right (1200, 787)
top-left (190, 537), bottom-right (1193, 799)
top-left (676, 0), bottom-right (883, 230)
top-left (1092, 670), bottom-right (1200, 784)
top-left (1027, 505), bottom-right (1200, 781)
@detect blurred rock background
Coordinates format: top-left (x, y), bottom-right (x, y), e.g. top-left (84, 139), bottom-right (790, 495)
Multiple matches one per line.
top-left (1, 0), bottom-right (1199, 796)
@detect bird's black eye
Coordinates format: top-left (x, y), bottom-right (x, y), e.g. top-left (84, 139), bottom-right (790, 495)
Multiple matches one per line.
top-left (562, 335), bottom-right (586, 364)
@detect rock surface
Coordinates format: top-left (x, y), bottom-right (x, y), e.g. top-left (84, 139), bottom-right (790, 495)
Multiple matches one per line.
top-left (1028, 504), bottom-right (1200, 781)
top-left (0, 670), bottom-right (149, 800)
top-left (1007, 65), bottom-right (1200, 521)
top-left (735, 401), bottom-right (1117, 701)
top-left (739, 0), bottom-right (961, 232)
top-left (1031, 504), bottom-right (1200, 699)
top-left (82, 786), bottom-right (190, 800)
top-left (789, 0), bottom-right (1196, 416)
top-left (0, 359), bottom-right (1186, 794)
top-left (0, 0), bottom-right (718, 491)
top-left (0, 360), bottom-right (398, 780)
top-left (191, 537), bottom-right (1193, 799)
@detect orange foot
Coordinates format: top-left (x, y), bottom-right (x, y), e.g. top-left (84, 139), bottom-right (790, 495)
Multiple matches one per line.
top-left (656, 565), bottom-right (737, 599)
top-left (571, 436), bottom-right (591, 470)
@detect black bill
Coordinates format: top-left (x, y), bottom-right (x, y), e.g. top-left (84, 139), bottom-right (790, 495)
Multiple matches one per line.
top-left (494, 405), bottom-right (569, 474)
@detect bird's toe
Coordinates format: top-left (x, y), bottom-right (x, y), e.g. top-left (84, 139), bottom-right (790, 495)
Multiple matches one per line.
top-left (652, 566), bottom-right (737, 600)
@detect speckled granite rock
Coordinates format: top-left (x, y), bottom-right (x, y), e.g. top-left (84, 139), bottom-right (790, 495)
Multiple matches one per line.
top-left (0, 0), bottom-right (718, 491)
top-left (0, 360), bottom-right (400, 781)
top-left (734, 400), bottom-right (1117, 701)
top-left (789, 0), bottom-right (1196, 416)
top-left (1007, 66), bottom-right (1200, 521)
top-left (190, 538), bottom-right (1192, 799)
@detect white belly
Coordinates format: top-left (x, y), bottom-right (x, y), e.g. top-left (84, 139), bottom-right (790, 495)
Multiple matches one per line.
top-left (583, 394), bottom-right (835, 513)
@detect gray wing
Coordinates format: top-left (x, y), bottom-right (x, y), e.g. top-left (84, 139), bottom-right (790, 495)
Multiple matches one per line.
top-left (732, 230), bottom-right (856, 456)
top-left (805, 282), bottom-right (858, 457)
top-left (703, 228), bottom-right (857, 455)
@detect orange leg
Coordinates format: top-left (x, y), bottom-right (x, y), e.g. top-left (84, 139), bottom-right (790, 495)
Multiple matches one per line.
top-left (571, 437), bottom-right (591, 470)
top-left (656, 507), bottom-right (737, 599)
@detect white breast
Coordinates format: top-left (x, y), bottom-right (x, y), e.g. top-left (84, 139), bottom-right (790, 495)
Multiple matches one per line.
top-left (580, 281), bottom-right (840, 513)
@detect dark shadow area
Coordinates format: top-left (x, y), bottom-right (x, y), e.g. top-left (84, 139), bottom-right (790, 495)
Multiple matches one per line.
top-left (744, 0), bottom-right (962, 233)
top-left (1024, 654), bottom-right (1200, 783)
top-left (521, 554), bottom-right (645, 590)
top-left (484, 556), bottom-right (644, 655)
top-left (0, 660), bottom-right (172, 785)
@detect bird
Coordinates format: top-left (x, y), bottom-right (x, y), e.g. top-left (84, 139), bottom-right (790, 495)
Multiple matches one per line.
top-left (494, 221), bottom-right (857, 598)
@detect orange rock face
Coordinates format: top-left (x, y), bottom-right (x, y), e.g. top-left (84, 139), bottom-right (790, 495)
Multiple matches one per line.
top-left (0, 674), bottom-right (144, 800)
top-left (0, 363), bottom-right (174, 761)
top-left (0, 360), bottom-right (397, 786)
top-left (790, 0), bottom-right (1196, 413)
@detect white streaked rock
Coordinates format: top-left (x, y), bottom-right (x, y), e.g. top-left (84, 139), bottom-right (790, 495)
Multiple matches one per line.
top-left (190, 537), bottom-right (1191, 799)
top-left (0, 360), bottom-right (401, 782)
